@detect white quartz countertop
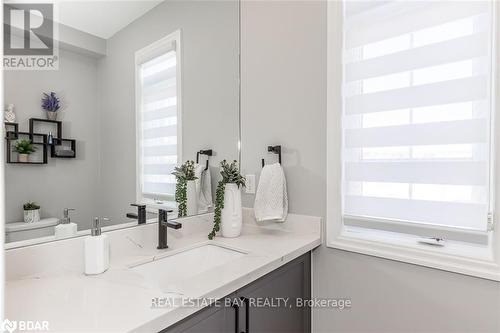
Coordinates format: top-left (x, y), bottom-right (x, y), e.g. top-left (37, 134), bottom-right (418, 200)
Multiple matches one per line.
top-left (5, 210), bottom-right (321, 332)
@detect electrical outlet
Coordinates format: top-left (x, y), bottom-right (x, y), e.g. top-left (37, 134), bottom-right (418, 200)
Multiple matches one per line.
top-left (245, 174), bottom-right (256, 194)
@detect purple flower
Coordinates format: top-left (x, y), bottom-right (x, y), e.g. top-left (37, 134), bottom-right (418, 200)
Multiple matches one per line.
top-left (41, 92), bottom-right (60, 112)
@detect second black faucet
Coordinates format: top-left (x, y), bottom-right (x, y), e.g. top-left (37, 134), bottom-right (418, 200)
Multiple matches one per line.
top-left (157, 209), bottom-right (182, 249)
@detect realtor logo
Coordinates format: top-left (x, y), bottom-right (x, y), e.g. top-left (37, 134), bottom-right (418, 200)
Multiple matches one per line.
top-left (3, 3), bottom-right (59, 70)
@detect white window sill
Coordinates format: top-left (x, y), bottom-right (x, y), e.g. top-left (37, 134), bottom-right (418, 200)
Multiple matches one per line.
top-left (328, 226), bottom-right (500, 281)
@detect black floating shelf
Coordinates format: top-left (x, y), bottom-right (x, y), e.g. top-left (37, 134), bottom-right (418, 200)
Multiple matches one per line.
top-left (7, 161), bottom-right (46, 165)
top-left (29, 118), bottom-right (62, 139)
top-left (5, 122), bottom-right (18, 139)
top-left (5, 118), bottom-right (78, 165)
top-left (6, 131), bottom-right (48, 164)
top-left (51, 138), bottom-right (76, 158)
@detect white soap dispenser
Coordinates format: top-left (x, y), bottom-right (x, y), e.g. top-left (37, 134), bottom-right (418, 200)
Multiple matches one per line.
top-left (55, 208), bottom-right (78, 238)
top-left (84, 217), bottom-right (110, 275)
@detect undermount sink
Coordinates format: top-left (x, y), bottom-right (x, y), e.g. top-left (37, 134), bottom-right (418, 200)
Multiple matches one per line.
top-left (130, 244), bottom-right (247, 289)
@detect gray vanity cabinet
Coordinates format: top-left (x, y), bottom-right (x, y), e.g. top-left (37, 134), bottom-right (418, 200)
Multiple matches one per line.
top-left (237, 252), bottom-right (311, 333)
top-left (163, 252), bottom-right (311, 333)
top-left (164, 298), bottom-right (236, 333)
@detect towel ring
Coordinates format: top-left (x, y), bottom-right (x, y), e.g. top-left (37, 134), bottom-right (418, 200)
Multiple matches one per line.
top-left (196, 149), bottom-right (213, 171)
top-left (261, 145), bottom-right (281, 168)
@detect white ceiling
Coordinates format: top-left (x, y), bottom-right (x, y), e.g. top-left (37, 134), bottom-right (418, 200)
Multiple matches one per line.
top-left (57, 1), bottom-right (163, 39)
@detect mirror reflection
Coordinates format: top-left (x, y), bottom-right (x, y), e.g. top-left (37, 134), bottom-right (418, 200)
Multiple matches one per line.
top-left (4, 0), bottom-right (240, 244)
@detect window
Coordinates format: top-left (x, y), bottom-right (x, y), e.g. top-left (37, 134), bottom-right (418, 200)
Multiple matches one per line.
top-left (327, 1), bottom-right (500, 280)
top-left (135, 31), bottom-right (181, 204)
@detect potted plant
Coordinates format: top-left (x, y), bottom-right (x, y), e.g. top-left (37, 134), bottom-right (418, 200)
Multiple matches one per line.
top-left (13, 139), bottom-right (37, 163)
top-left (41, 92), bottom-right (61, 120)
top-left (208, 160), bottom-right (246, 239)
top-left (172, 160), bottom-right (198, 217)
top-left (23, 201), bottom-right (40, 223)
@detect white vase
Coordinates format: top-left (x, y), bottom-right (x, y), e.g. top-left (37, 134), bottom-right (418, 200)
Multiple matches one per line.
top-left (221, 183), bottom-right (242, 238)
top-left (18, 154), bottom-right (29, 163)
top-left (46, 111), bottom-right (57, 121)
top-left (186, 180), bottom-right (198, 216)
top-left (24, 209), bottom-right (40, 223)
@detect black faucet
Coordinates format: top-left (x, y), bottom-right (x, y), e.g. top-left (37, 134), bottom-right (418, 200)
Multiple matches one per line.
top-left (157, 209), bottom-right (182, 249)
top-left (126, 203), bottom-right (147, 224)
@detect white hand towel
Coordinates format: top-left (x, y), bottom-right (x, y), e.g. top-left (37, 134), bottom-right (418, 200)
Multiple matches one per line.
top-left (254, 163), bottom-right (288, 222)
top-left (195, 163), bottom-right (213, 213)
top-left (194, 163), bottom-right (204, 200)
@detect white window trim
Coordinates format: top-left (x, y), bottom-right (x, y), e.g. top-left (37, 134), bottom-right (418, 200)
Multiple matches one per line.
top-left (326, 1), bottom-right (500, 281)
top-left (134, 30), bottom-right (183, 206)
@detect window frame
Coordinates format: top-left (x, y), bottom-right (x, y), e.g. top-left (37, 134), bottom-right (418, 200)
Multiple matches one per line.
top-left (134, 30), bottom-right (182, 206)
top-left (327, 1), bottom-right (500, 281)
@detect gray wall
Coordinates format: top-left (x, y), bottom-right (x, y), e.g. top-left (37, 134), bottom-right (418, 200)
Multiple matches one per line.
top-left (240, 1), bottom-right (500, 332)
top-left (4, 49), bottom-right (100, 229)
top-left (240, 0), bottom-right (326, 214)
top-left (98, 0), bottom-right (240, 223)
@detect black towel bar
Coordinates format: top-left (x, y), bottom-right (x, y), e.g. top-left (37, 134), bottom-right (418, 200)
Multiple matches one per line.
top-left (261, 145), bottom-right (281, 167)
top-left (196, 149), bottom-right (213, 171)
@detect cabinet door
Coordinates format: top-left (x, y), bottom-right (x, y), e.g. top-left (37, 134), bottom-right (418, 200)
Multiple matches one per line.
top-left (162, 297), bottom-right (237, 333)
top-left (237, 252), bottom-right (311, 333)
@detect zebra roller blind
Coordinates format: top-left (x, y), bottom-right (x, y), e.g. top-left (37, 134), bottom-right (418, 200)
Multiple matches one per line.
top-left (138, 46), bottom-right (178, 200)
top-left (342, 1), bottom-right (494, 231)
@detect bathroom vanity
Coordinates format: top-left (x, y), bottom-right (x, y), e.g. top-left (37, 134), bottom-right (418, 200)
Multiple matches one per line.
top-left (5, 209), bottom-right (321, 332)
top-left (164, 253), bottom-right (311, 333)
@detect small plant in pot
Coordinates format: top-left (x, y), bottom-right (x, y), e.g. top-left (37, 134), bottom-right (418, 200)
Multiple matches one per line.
top-left (208, 160), bottom-right (245, 240)
top-left (172, 160), bottom-right (198, 217)
top-left (41, 92), bottom-right (61, 120)
top-left (23, 201), bottom-right (40, 223)
top-left (13, 139), bottom-right (37, 163)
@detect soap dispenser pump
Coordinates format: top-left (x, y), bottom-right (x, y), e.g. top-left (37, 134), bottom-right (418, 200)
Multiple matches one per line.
top-left (55, 208), bottom-right (77, 238)
top-left (84, 217), bottom-right (110, 275)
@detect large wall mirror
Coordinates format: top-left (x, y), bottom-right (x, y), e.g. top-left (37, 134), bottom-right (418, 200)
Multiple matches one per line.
top-left (4, 0), bottom-right (240, 245)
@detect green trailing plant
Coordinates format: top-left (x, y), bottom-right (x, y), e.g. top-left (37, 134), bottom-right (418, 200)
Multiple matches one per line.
top-left (208, 181), bottom-right (226, 240)
top-left (13, 139), bottom-right (37, 155)
top-left (208, 160), bottom-right (246, 239)
top-left (23, 201), bottom-right (40, 211)
top-left (172, 160), bottom-right (197, 217)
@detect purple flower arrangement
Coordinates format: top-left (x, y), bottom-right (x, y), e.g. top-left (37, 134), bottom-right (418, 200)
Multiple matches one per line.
top-left (41, 92), bottom-right (60, 112)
